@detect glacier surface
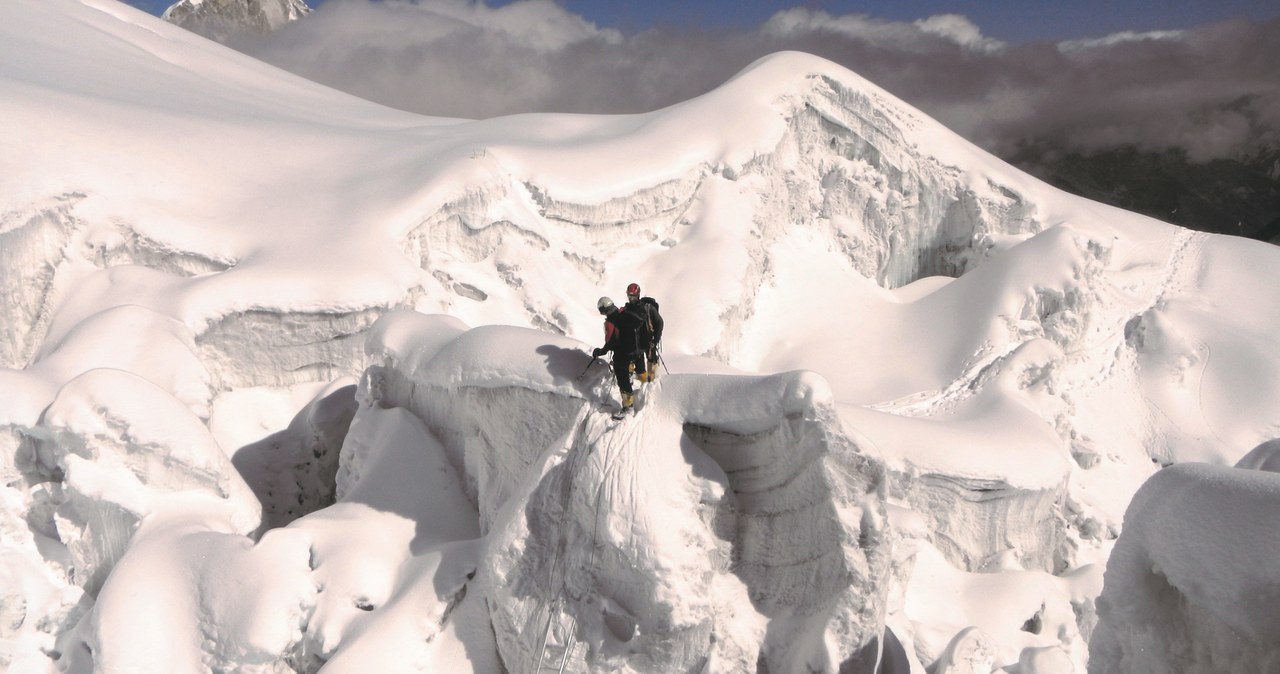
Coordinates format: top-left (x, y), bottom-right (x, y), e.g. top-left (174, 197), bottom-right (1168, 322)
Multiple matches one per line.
top-left (3, 1), bottom-right (1280, 672)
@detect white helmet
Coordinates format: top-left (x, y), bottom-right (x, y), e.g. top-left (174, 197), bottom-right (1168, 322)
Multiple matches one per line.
top-left (597, 297), bottom-right (616, 314)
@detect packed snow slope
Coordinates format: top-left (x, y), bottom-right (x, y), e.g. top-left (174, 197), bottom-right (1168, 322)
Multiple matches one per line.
top-left (4, 1), bottom-right (1280, 672)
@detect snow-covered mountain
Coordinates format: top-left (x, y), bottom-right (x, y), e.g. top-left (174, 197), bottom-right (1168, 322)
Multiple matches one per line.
top-left (163, 0), bottom-right (309, 42)
top-left (4, 1), bottom-right (1280, 672)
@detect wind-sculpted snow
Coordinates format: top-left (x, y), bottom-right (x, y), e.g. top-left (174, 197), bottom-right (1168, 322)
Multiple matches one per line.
top-left (3, 3), bottom-right (1061, 401)
top-left (0, 363), bottom-right (263, 672)
top-left (358, 312), bottom-right (891, 673)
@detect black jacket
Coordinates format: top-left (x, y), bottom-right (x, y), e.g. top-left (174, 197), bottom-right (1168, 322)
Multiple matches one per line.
top-left (602, 308), bottom-right (644, 354)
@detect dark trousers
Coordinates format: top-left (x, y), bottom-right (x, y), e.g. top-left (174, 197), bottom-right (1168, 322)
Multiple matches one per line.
top-left (612, 350), bottom-right (646, 394)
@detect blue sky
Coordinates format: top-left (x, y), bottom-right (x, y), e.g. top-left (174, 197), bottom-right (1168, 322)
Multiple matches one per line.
top-left (126, 0), bottom-right (1280, 43)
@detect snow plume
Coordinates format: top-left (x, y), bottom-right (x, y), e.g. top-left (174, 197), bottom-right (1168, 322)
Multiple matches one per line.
top-left (237, 3), bottom-right (1280, 161)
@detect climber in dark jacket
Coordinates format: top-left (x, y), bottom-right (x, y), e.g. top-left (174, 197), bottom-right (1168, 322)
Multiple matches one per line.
top-left (623, 282), bottom-right (664, 381)
top-left (592, 297), bottom-right (647, 411)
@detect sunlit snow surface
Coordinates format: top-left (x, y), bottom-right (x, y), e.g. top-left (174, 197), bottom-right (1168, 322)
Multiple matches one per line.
top-left (3, 1), bottom-right (1280, 672)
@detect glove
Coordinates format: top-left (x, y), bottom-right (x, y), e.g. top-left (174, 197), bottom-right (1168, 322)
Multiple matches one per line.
top-left (592, 347), bottom-right (607, 358)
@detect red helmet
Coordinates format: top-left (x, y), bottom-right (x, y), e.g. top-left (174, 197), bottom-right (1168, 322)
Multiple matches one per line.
top-left (626, 283), bottom-right (640, 297)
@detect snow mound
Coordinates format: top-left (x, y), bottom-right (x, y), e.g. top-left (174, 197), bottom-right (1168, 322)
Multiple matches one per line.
top-left (1090, 462), bottom-right (1280, 672)
top-left (57, 359), bottom-right (493, 673)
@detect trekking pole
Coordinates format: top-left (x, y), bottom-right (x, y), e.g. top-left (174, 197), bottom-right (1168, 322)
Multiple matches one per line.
top-left (656, 345), bottom-right (670, 375)
top-left (575, 356), bottom-right (600, 381)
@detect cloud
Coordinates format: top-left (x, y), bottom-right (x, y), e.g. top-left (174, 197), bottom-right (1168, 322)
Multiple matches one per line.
top-left (235, 2), bottom-right (1280, 161)
top-left (992, 18), bottom-right (1280, 159)
top-left (912, 14), bottom-right (1005, 53)
top-left (1057, 29), bottom-right (1185, 52)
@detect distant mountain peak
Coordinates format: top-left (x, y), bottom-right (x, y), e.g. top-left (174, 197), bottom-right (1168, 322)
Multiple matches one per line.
top-left (162, 0), bottom-right (309, 42)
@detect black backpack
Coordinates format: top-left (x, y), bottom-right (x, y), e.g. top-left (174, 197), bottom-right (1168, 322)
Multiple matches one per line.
top-left (607, 309), bottom-right (644, 353)
top-left (625, 299), bottom-right (656, 346)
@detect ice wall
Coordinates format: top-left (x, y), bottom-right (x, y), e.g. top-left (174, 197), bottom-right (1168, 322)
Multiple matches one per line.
top-left (768, 74), bottom-right (1041, 289)
top-left (897, 472), bottom-right (1067, 574)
